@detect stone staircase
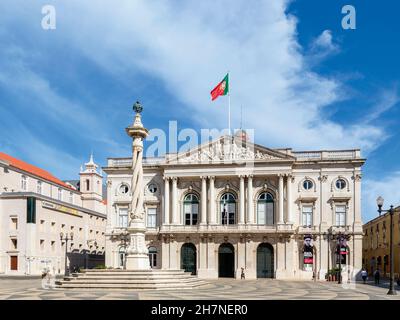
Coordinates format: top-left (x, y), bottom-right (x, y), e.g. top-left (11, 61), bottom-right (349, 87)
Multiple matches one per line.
top-left (55, 269), bottom-right (209, 290)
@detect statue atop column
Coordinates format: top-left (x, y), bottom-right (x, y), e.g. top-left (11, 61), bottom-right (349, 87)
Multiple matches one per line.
top-left (125, 101), bottom-right (150, 270)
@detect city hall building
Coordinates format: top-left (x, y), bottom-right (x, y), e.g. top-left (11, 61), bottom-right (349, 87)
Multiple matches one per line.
top-left (104, 132), bottom-right (365, 280)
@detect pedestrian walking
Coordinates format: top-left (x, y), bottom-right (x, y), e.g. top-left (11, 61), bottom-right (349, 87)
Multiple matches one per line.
top-left (241, 267), bottom-right (245, 279)
top-left (361, 268), bottom-right (368, 284)
top-left (374, 269), bottom-right (380, 285)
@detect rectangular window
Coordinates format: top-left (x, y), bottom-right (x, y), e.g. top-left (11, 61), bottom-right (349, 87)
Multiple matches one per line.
top-left (11, 238), bottom-right (17, 250)
top-left (51, 241), bottom-right (55, 251)
top-left (147, 208), bottom-right (157, 228)
top-left (302, 206), bottom-right (313, 227)
top-left (37, 181), bottom-right (42, 194)
top-left (11, 217), bottom-right (18, 230)
top-left (40, 239), bottom-right (45, 250)
top-left (58, 188), bottom-right (62, 201)
top-left (27, 197), bottom-right (36, 223)
top-left (335, 205), bottom-right (346, 226)
top-left (257, 203), bottom-right (265, 225)
top-left (21, 176), bottom-right (27, 191)
top-left (118, 208), bottom-right (128, 228)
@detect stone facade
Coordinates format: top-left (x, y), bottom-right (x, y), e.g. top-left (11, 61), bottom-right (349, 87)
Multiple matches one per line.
top-left (363, 207), bottom-right (400, 277)
top-left (104, 135), bottom-right (365, 280)
top-left (0, 153), bottom-right (106, 275)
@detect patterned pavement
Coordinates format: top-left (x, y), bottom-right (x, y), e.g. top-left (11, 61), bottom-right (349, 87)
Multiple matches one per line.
top-left (0, 278), bottom-right (399, 300)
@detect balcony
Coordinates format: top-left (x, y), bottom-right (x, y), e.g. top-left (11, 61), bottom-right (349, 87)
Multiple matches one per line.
top-left (158, 223), bottom-right (295, 234)
top-left (297, 225), bottom-right (319, 234)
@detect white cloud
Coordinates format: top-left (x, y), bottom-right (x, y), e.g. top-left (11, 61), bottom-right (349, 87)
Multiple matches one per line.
top-left (310, 30), bottom-right (339, 56)
top-left (363, 172), bottom-right (400, 222)
top-left (363, 87), bottom-right (400, 124)
top-left (40, 0), bottom-right (385, 154)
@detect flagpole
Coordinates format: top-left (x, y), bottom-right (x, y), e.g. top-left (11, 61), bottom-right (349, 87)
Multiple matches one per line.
top-left (228, 92), bottom-right (231, 136)
top-left (228, 71), bottom-right (231, 136)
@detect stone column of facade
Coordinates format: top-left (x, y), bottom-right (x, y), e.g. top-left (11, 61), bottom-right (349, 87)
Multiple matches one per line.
top-left (318, 174), bottom-right (328, 279)
top-left (200, 176), bottom-right (207, 225)
top-left (353, 173), bottom-right (363, 233)
top-left (239, 175), bottom-right (245, 224)
top-left (171, 177), bottom-right (178, 225)
top-left (286, 175), bottom-right (292, 224)
top-left (169, 237), bottom-right (178, 269)
top-left (198, 235), bottom-right (208, 277)
top-left (161, 236), bottom-right (170, 269)
top-left (247, 175), bottom-right (254, 224)
top-left (278, 174), bottom-right (284, 224)
top-left (163, 177), bottom-right (170, 225)
top-left (125, 101), bottom-right (150, 270)
top-left (236, 238), bottom-right (246, 278)
top-left (208, 176), bottom-right (216, 224)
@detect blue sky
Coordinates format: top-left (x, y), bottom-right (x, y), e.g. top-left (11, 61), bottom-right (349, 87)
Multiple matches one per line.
top-left (0, 0), bottom-right (399, 222)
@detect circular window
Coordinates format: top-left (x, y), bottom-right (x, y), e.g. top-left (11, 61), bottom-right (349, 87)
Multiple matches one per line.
top-left (119, 184), bottom-right (129, 194)
top-left (303, 180), bottom-right (313, 190)
top-left (336, 179), bottom-right (346, 190)
top-left (148, 183), bottom-right (157, 194)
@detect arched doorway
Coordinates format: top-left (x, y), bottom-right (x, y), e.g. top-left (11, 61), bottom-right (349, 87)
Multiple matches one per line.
top-left (218, 243), bottom-right (235, 278)
top-left (257, 243), bottom-right (274, 278)
top-left (181, 243), bottom-right (197, 275)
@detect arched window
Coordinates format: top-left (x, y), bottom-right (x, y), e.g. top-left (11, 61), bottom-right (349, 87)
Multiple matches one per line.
top-left (86, 179), bottom-right (90, 191)
top-left (257, 192), bottom-right (274, 225)
top-left (148, 246), bottom-right (157, 268)
top-left (220, 193), bottom-right (236, 225)
top-left (183, 194), bottom-right (199, 225)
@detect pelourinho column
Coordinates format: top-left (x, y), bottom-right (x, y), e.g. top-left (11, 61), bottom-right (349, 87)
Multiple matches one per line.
top-left (125, 101), bottom-right (150, 270)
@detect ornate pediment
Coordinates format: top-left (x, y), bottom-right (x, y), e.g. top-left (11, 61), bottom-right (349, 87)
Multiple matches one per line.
top-left (168, 136), bottom-right (295, 164)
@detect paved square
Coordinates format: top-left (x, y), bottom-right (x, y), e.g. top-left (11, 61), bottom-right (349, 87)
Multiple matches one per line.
top-left (0, 278), bottom-right (399, 300)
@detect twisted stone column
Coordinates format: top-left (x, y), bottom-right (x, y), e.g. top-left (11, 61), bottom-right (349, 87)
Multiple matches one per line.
top-left (125, 101), bottom-right (150, 270)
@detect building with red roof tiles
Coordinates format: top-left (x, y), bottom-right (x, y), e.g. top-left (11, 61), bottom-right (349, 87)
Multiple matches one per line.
top-left (0, 152), bottom-right (107, 275)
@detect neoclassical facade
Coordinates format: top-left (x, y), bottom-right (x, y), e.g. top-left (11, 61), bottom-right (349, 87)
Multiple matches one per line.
top-left (104, 134), bottom-right (365, 280)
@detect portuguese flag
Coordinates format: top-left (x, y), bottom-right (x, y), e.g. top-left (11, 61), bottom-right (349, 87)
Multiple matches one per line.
top-left (210, 73), bottom-right (229, 101)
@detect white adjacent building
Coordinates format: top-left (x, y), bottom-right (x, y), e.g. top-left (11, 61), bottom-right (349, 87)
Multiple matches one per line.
top-left (0, 152), bottom-right (107, 275)
top-left (104, 130), bottom-right (365, 281)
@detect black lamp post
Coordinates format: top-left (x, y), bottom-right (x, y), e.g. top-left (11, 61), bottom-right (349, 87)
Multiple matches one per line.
top-left (60, 231), bottom-right (74, 277)
top-left (337, 232), bottom-right (342, 284)
top-left (377, 196), bottom-right (397, 295)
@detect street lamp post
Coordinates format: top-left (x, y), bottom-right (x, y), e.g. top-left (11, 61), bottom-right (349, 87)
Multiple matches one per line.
top-left (377, 196), bottom-right (397, 295)
top-left (60, 232), bottom-right (74, 277)
top-left (337, 232), bottom-right (342, 284)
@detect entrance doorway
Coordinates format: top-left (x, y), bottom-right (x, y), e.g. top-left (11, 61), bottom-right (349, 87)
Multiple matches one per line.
top-left (181, 243), bottom-right (197, 275)
top-left (218, 243), bottom-right (235, 278)
top-left (257, 243), bottom-right (274, 278)
top-left (10, 256), bottom-right (18, 271)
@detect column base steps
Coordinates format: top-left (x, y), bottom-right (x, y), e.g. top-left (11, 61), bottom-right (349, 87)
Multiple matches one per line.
top-left (55, 269), bottom-right (209, 290)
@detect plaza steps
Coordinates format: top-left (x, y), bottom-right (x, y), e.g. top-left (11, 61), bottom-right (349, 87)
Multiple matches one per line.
top-left (55, 269), bottom-right (209, 290)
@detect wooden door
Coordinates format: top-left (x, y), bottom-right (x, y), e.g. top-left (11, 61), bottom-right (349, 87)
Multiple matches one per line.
top-left (10, 256), bottom-right (18, 270)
